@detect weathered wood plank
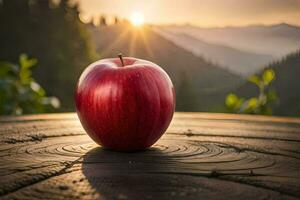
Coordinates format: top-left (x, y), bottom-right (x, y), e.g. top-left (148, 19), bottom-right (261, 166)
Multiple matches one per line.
top-left (0, 113), bottom-right (299, 199)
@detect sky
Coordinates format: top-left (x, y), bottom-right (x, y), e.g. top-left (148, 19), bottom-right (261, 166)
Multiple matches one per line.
top-left (75, 0), bottom-right (300, 27)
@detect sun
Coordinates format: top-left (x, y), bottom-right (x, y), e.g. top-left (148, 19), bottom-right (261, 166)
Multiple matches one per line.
top-left (130, 12), bottom-right (144, 26)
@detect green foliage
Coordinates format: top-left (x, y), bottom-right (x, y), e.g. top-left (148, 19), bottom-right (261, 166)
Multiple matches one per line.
top-left (236, 49), bottom-right (300, 116)
top-left (0, 54), bottom-right (60, 115)
top-left (225, 69), bottom-right (277, 115)
top-left (0, 0), bottom-right (98, 111)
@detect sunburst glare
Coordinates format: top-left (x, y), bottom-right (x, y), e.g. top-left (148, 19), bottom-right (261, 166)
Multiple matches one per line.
top-left (130, 12), bottom-right (144, 26)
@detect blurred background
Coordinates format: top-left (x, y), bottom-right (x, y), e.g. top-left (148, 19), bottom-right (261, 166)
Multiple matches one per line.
top-left (0, 0), bottom-right (300, 116)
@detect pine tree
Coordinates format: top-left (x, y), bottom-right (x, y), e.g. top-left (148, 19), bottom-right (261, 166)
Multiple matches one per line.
top-left (0, 0), bottom-right (98, 111)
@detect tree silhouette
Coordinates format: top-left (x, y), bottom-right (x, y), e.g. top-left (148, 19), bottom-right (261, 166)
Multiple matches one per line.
top-left (114, 16), bottom-right (119, 24)
top-left (99, 15), bottom-right (107, 26)
top-left (0, 0), bottom-right (98, 111)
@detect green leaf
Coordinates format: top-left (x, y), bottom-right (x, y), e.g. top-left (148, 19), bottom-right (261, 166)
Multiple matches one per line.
top-left (247, 97), bottom-right (258, 110)
top-left (0, 54), bottom-right (59, 115)
top-left (30, 81), bottom-right (41, 92)
top-left (225, 93), bottom-right (239, 108)
top-left (248, 75), bottom-right (261, 86)
top-left (50, 97), bottom-right (60, 108)
top-left (262, 69), bottom-right (275, 85)
top-left (19, 68), bottom-right (32, 84)
top-left (19, 54), bottom-right (37, 69)
top-left (31, 81), bottom-right (46, 96)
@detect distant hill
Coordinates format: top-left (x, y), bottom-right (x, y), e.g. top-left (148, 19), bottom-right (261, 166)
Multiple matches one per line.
top-left (236, 50), bottom-right (300, 117)
top-left (154, 28), bottom-right (273, 76)
top-left (156, 23), bottom-right (300, 75)
top-left (87, 24), bottom-right (242, 111)
top-left (160, 23), bottom-right (300, 57)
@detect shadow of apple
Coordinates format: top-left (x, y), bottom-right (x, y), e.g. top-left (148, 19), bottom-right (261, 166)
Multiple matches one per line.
top-left (81, 146), bottom-right (198, 199)
top-left (81, 143), bottom-right (270, 199)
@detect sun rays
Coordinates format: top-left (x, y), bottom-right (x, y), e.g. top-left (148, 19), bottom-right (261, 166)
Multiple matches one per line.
top-left (100, 23), bottom-right (156, 61)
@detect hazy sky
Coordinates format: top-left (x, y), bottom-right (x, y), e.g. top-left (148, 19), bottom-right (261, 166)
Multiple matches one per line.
top-left (76, 0), bottom-right (300, 27)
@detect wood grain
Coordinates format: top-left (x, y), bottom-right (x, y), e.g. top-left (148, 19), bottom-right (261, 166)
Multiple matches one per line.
top-left (0, 112), bottom-right (299, 200)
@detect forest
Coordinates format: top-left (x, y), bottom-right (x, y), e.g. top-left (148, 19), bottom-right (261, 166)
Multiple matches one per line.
top-left (0, 0), bottom-right (97, 112)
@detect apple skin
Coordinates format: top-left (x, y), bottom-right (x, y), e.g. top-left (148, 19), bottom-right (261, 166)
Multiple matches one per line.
top-left (75, 57), bottom-right (175, 151)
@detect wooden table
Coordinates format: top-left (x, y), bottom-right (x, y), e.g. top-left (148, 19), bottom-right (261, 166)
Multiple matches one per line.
top-left (0, 113), bottom-right (299, 200)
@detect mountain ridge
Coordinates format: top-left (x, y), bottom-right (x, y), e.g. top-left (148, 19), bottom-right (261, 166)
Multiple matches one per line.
top-left (158, 23), bottom-right (300, 56)
top-left (164, 23), bottom-right (300, 31)
top-left (154, 23), bottom-right (300, 75)
top-left (154, 28), bottom-right (273, 76)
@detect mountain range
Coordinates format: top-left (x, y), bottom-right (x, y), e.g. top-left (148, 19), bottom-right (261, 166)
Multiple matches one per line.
top-left (154, 23), bottom-right (300, 76)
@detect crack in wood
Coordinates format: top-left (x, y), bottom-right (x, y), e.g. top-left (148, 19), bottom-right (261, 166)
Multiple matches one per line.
top-left (0, 157), bottom-right (83, 197)
top-left (152, 171), bottom-right (300, 198)
top-left (1, 133), bottom-right (86, 144)
top-left (170, 132), bottom-right (300, 142)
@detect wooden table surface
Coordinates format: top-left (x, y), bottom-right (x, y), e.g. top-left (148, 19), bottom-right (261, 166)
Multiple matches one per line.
top-left (0, 112), bottom-right (299, 200)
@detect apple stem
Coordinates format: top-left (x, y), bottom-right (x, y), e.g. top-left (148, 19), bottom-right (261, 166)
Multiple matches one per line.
top-left (118, 53), bottom-right (125, 67)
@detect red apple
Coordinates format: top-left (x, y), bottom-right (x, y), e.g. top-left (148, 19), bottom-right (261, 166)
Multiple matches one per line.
top-left (75, 55), bottom-right (175, 151)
